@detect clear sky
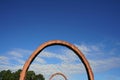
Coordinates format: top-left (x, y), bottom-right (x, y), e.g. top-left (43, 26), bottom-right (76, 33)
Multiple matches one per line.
top-left (0, 0), bottom-right (120, 80)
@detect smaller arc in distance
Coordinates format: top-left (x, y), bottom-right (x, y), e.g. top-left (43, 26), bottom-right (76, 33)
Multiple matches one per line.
top-left (49, 72), bottom-right (67, 80)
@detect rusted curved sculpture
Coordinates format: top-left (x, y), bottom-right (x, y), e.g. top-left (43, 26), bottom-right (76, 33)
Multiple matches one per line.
top-left (20, 40), bottom-right (94, 80)
top-left (49, 72), bottom-right (67, 80)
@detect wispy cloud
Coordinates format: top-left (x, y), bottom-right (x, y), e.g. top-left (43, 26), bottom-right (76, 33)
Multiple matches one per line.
top-left (0, 43), bottom-right (120, 79)
top-left (0, 56), bottom-right (9, 65)
top-left (8, 48), bottom-right (32, 58)
top-left (34, 57), bottom-right (46, 64)
top-left (9, 51), bottom-right (23, 58)
top-left (89, 57), bottom-right (120, 72)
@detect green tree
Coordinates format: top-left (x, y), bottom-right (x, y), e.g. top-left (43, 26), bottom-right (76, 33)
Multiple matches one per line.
top-left (34, 74), bottom-right (45, 80)
top-left (14, 69), bottom-right (22, 80)
top-left (0, 69), bottom-right (45, 80)
top-left (0, 70), bottom-right (12, 80)
top-left (26, 71), bottom-right (35, 80)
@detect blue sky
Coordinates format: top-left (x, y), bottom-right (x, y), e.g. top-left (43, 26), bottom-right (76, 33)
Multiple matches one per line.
top-left (0, 0), bottom-right (120, 80)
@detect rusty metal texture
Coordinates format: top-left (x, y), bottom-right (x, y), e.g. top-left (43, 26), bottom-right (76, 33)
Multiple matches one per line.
top-left (19, 40), bottom-right (94, 80)
top-left (49, 72), bottom-right (67, 80)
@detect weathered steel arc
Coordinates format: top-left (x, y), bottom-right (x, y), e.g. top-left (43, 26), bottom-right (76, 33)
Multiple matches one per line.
top-left (49, 72), bottom-right (67, 80)
top-left (19, 40), bottom-right (94, 80)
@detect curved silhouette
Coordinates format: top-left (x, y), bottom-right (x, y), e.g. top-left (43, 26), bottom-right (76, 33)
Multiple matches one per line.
top-left (20, 40), bottom-right (94, 80)
top-left (49, 72), bottom-right (67, 80)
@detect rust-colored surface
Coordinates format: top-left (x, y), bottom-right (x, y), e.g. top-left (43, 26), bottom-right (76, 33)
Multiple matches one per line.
top-left (49, 72), bottom-right (67, 80)
top-left (19, 40), bottom-right (94, 80)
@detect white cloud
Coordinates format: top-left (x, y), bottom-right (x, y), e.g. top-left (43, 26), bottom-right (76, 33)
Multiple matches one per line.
top-left (40, 51), bottom-right (56, 58)
top-left (0, 56), bottom-right (8, 60)
top-left (8, 48), bottom-right (32, 58)
top-left (90, 45), bottom-right (100, 51)
top-left (75, 44), bottom-right (101, 54)
top-left (9, 51), bottom-right (23, 58)
top-left (34, 57), bottom-right (46, 64)
top-left (13, 57), bottom-right (25, 64)
top-left (0, 56), bottom-right (9, 65)
top-left (75, 44), bottom-right (91, 54)
top-left (39, 50), bottom-right (79, 64)
top-left (27, 43), bottom-right (120, 78)
top-left (0, 43), bottom-right (120, 79)
top-left (90, 57), bottom-right (120, 72)
top-left (29, 63), bottom-right (85, 80)
top-left (0, 64), bottom-right (23, 72)
top-left (1, 55), bottom-right (120, 79)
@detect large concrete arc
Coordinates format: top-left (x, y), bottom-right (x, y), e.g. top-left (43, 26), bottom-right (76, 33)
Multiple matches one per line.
top-left (19, 40), bottom-right (94, 80)
top-left (49, 72), bottom-right (67, 80)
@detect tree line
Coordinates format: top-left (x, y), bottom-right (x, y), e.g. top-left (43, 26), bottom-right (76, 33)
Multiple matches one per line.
top-left (0, 69), bottom-right (45, 80)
